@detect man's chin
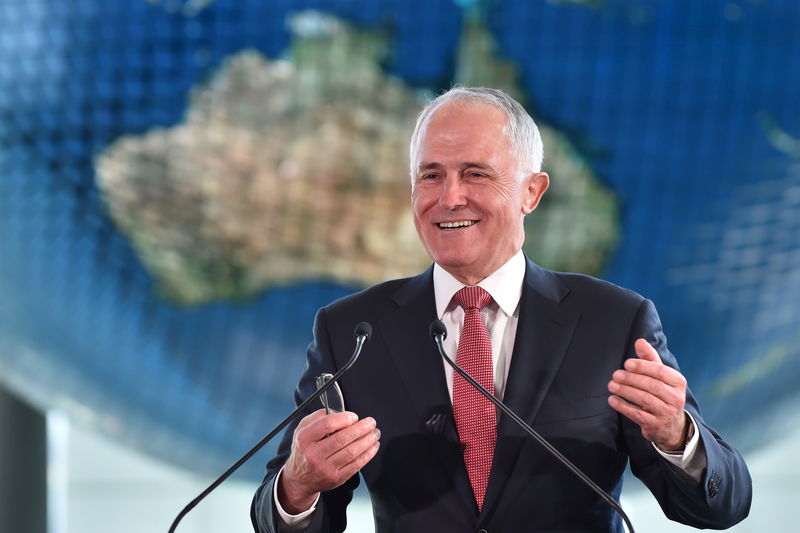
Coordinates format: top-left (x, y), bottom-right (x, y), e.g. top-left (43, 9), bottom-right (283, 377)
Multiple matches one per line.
top-left (430, 254), bottom-right (473, 271)
top-left (431, 256), bottom-right (482, 278)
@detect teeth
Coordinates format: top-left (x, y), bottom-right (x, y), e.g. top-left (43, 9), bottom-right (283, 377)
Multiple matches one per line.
top-left (438, 220), bottom-right (475, 229)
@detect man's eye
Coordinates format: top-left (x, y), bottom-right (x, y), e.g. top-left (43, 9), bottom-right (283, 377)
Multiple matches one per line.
top-left (421, 173), bottom-right (439, 180)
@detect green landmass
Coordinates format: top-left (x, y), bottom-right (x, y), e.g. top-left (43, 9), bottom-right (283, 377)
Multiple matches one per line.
top-left (96, 10), bottom-right (618, 305)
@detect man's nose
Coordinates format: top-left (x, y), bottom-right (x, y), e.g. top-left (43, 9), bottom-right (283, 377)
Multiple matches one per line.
top-left (438, 176), bottom-right (467, 210)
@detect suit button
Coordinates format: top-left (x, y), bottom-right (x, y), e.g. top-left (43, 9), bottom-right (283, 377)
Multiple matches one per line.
top-left (477, 530), bottom-right (488, 533)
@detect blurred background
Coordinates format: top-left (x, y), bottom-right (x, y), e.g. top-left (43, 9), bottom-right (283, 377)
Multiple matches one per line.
top-left (1, 0), bottom-right (799, 531)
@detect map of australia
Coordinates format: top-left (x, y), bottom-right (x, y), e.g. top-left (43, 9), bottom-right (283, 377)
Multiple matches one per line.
top-left (96, 11), bottom-right (619, 305)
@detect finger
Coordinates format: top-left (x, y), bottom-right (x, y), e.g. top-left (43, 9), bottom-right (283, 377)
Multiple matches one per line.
top-left (608, 394), bottom-right (658, 428)
top-left (298, 411), bottom-right (360, 444)
top-left (634, 338), bottom-right (660, 362)
top-left (296, 409), bottom-right (329, 429)
top-left (610, 369), bottom-right (684, 405)
top-left (333, 440), bottom-right (381, 481)
top-left (327, 428), bottom-right (381, 469)
top-left (607, 380), bottom-right (671, 416)
top-left (316, 417), bottom-right (377, 458)
top-left (622, 357), bottom-right (687, 387)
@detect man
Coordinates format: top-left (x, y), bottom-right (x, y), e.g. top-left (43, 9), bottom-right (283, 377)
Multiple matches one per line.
top-left (251, 87), bottom-right (751, 532)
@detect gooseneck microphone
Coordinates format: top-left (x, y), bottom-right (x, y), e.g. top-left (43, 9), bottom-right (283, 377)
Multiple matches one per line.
top-left (168, 321), bottom-right (372, 533)
top-left (429, 320), bottom-right (635, 533)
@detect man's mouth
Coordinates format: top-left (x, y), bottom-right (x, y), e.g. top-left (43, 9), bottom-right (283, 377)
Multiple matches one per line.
top-left (438, 220), bottom-right (476, 229)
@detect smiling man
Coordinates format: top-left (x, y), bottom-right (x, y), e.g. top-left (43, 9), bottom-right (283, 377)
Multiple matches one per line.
top-left (411, 100), bottom-right (549, 286)
top-left (252, 87), bottom-right (751, 533)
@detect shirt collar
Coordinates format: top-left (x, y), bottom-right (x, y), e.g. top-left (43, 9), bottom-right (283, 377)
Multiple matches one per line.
top-left (433, 250), bottom-right (526, 318)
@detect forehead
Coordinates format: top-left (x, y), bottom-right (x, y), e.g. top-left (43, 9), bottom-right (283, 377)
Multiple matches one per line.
top-left (415, 102), bottom-right (512, 165)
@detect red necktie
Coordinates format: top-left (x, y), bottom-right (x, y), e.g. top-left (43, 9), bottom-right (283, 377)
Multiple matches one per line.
top-left (452, 286), bottom-right (496, 510)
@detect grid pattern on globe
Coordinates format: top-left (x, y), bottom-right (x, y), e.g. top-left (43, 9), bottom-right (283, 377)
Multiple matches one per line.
top-left (1, 0), bottom-right (799, 482)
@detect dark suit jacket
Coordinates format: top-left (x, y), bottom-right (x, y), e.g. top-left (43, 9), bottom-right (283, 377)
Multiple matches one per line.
top-left (252, 259), bottom-right (751, 533)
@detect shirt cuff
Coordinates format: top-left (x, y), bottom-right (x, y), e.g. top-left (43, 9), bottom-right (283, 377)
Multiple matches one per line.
top-left (273, 466), bottom-right (319, 530)
top-left (652, 410), bottom-right (707, 483)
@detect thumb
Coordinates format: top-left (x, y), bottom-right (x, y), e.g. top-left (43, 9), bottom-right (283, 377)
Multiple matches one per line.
top-left (634, 338), bottom-right (660, 363)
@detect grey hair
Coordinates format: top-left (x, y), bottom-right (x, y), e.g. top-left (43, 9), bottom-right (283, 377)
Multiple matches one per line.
top-left (408, 86), bottom-right (544, 180)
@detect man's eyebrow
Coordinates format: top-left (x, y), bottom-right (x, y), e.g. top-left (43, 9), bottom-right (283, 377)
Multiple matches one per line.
top-left (416, 161), bottom-right (494, 172)
top-left (416, 162), bottom-right (443, 173)
top-left (463, 161), bottom-right (493, 170)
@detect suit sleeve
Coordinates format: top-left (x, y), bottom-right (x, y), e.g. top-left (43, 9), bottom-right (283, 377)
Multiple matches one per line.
top-left (251, 307), bottom-right (360, 533)
top-left (624, 298), bottom-right (752, 529)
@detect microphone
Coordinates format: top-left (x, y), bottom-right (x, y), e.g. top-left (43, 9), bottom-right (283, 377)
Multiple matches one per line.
top-left (353, 321), bottom-right (372, 345)
top-left (168, 321), bottom-right (372, 533)
top-left (429, 320), bottom-right (635, 533)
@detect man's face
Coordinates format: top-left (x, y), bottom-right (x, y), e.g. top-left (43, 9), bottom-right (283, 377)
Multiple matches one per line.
top-left (411, 102), bottom-right (548, 285)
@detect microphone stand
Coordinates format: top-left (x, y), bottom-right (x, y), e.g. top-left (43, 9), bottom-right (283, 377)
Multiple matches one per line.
top-left (430, 321), bottom-right (635, 533)
top-left (168, 322), bottom-right (372, 533)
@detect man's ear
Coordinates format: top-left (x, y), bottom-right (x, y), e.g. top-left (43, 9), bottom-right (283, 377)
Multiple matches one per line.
top-left (521, 172), bottom-right (549, 214)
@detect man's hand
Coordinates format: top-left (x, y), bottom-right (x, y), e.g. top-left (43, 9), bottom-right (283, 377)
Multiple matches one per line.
top-left (278, 409), bottom-right (380, 514)
top-left (607, 339), bottom-right (689, 451)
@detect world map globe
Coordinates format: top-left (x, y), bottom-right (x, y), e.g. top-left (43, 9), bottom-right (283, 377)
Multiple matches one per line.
top-left (1, 0), bottom-right (799, 481)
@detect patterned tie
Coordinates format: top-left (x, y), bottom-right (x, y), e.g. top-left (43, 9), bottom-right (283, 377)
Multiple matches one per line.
top-left (452, 286), bottom-right (496, 510)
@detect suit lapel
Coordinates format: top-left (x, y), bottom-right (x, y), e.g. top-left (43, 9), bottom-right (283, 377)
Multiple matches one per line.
top-left (480, 259), bottom-right (580, 517)
top-left (376, 267), bottom-right (476, 509)
top-left (377, 267), bottom-right (450, 424)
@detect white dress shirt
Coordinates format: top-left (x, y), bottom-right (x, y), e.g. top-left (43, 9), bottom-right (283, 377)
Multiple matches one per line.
top-left (275, 250), bottom-right (705, 528)
top-left (433, 250), bottom-right (526, 401)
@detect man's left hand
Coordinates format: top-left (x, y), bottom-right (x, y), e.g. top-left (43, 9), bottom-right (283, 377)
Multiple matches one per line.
top-left (607, 338), bottom-right (689, 451)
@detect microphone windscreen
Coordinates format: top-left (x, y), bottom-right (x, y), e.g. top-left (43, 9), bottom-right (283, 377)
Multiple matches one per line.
top-left (429, 320), bottom-right (448, 341)
top-left (354, 321), bottom-right (372, 341)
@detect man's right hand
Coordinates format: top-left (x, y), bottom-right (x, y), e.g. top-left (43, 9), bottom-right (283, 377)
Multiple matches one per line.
top-left (278, 409), bottom-right (381, 514)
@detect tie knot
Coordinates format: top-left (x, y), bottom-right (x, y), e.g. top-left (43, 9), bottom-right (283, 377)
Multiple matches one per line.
top-left (453, 286), bottom-right (492, 311)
